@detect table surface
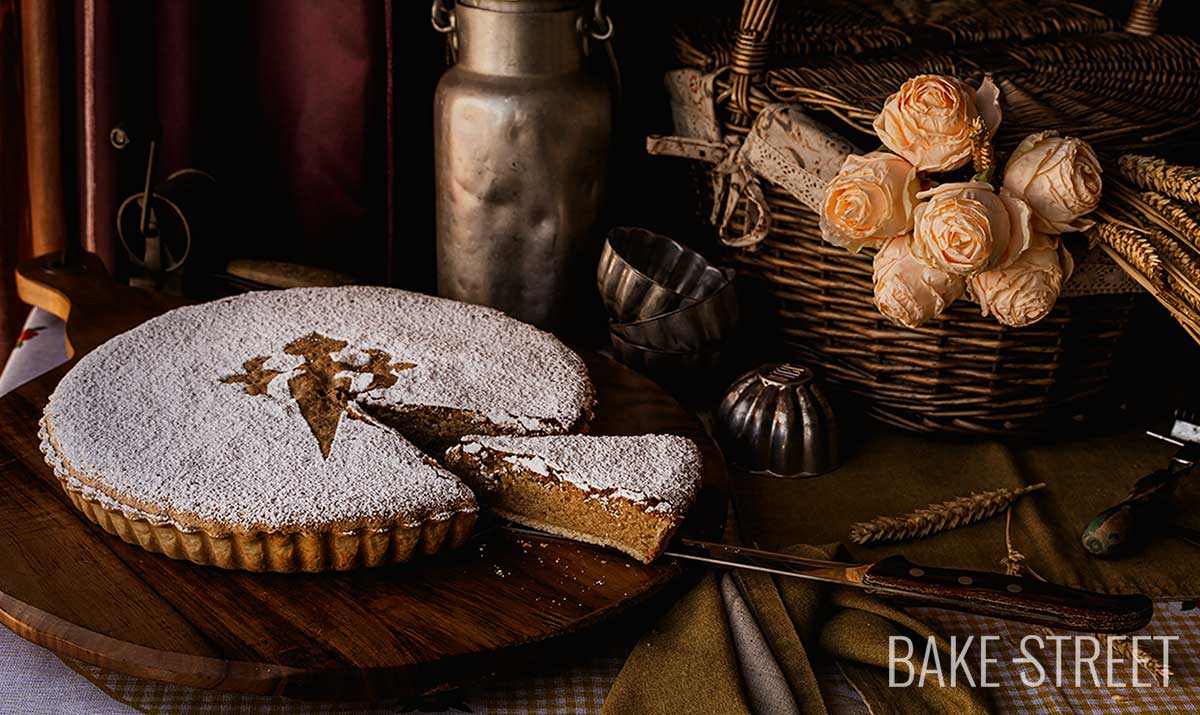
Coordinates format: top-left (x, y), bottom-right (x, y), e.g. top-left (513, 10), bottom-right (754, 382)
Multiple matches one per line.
top-left (1, 306), bottom-right (1197, 715)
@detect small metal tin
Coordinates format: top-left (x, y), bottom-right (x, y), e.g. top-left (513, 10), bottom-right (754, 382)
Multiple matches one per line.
top-left (608, 330), bottom-right (722, 373)
top-left (597, 227), bottom-right (727, 322)
top-left (717, 363), bottom-right (840, 478)
top-left (610, 267), bottom-right (737, 351)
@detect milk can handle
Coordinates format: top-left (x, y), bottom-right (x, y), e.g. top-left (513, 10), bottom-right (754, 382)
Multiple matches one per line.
top-left (431, 0), bottom-right (455, 32)
top-left (578, 0), bottom-right (614, 43)
top-left (431, 0), bottom-right (613, 55)
top-left (431, 1), bottom-right (612, 38)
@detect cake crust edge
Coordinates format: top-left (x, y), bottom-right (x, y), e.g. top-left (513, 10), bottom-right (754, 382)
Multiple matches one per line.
top-left (39, 415), bottom-right (478, 572)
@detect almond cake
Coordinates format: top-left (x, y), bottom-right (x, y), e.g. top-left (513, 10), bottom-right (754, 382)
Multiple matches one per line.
top-left (39, 286), bottom-right (596, 571)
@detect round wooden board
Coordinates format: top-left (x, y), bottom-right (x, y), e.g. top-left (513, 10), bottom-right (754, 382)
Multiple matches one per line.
top-left (0, 254), bottom-right (727, 699)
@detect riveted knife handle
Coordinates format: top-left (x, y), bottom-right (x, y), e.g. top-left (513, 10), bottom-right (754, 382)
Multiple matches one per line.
top-left (862, 556), bottom-right (1153, 634)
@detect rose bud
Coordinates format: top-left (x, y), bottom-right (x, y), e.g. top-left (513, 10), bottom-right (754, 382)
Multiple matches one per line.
top-left (910, 181), bottom-right (1033, 277)
top-left (873, 74), bottom-right (1001, 172)
top-left (873, 235), bottom-right (966, 329)
top-left (969, 232), bottom-right (1075, 328)
top-left (1002, 131), bottom-right (1102, 234)
top-left (819, 152), bottom-right (920, 253)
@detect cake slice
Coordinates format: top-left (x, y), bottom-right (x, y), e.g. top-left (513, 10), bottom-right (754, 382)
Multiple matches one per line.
top-left (444, 434), bottom-right (703, 563)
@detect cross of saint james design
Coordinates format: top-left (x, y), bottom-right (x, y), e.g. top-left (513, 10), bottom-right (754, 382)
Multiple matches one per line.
top-left (221, 332), bottom-right (416, 458)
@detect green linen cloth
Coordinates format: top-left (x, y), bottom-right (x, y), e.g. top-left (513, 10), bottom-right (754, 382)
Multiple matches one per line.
top-left (603, 545), bottom-right (990, 715)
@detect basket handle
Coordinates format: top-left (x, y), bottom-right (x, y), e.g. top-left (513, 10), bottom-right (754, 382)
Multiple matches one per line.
top-left (1124, 0), bottom-right (1164, 35)
top-left (726, 0), bottom-right (780, 123)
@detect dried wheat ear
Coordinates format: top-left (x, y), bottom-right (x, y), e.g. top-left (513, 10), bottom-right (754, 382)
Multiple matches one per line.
top-left (849, 483), bottom-right (1046, 545)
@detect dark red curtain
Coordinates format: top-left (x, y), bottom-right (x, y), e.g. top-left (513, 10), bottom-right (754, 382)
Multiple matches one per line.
top-left (1, 0), bottom-right (33, 366)
top-left (78, 0), bottom-right (397, 285)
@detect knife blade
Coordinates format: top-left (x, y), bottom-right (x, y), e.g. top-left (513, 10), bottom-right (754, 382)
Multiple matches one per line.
top-left (502, 525), bottom-right (1153, 634)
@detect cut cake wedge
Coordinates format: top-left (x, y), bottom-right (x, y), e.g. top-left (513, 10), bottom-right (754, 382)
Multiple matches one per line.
top-left (444, 434), bottom-right (702, 563)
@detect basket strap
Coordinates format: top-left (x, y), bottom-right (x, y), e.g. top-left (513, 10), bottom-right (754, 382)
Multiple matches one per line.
top-left (645, 135), bottom-right (731, 164)
top-left (726, 0), bottom-right (779, 124)
top-left (651, 68), bottom-right (860, 251)
top-left (649, 104), bottom-right (859, 250)
top-left (647, 132), bottom-right (771, 249)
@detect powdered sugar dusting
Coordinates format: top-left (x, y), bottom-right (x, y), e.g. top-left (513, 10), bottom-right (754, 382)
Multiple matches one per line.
top-left (453, 434), bottom-right (702, 514)
top-left (43, 286), bottom-right (593, 532)
top-left (505, 455), bottom-right (550, 476)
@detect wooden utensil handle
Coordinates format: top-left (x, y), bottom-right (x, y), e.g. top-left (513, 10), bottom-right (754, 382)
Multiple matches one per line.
top-left (862, 556), bottom-right (1153, 634)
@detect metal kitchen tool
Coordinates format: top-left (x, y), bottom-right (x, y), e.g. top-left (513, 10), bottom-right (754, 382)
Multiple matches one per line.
top-left (717, 363), bottom-right (840, 477)
top-left (116, 138), bottom-right (218, 293)
top-left (1082, 409), bottom-right (1199, 558)
top-left (609, 267), bottom-right (737, 351)
top-left (597, 227), bottom-right (729, 322)
top-left (504, 526), bottom-right (1153, 634)
top-left (608, 331), bottom-right (722, 373)
top-left (434, 0), bottom-right (613, 329)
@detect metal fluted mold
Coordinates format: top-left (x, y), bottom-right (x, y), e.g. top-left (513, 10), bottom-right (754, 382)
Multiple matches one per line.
top-left (610, 267), bottom-right (738, 351)
top-left (597, 227), bottom-right (729, 323)
top-left (717, 363), bottom-right (840, 478)
top-left (608, 331), bottom-right (722, 373)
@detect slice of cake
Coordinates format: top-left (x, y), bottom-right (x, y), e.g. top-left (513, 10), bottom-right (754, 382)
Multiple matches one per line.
top-left (444, 434), bottom-right (703, 563)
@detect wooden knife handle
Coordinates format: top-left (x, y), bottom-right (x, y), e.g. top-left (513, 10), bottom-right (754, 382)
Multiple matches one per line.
top-left (862, 556), bottom-right (1153, 634)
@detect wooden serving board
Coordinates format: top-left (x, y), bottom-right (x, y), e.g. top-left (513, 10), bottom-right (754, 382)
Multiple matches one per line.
top-left (0, 253), bottom-right (727, 699)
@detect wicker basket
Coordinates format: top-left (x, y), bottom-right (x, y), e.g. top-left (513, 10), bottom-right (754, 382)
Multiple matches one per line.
top-left (672, 0), bottom-right (1200, 433)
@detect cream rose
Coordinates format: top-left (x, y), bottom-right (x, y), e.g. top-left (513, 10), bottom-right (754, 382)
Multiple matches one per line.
top-left (910, 181), bottom-right (1033, 277)
top-left (1002, 131), bottom-right (1102, 234)
top-left (819, 152), bottom-right (920, 253)
top-left (968, 232), bottom-right (1075, 328)
top-left (873, 75), bottom-right (1001, 172)
top-left (873, 236), bottom-right (965, 329)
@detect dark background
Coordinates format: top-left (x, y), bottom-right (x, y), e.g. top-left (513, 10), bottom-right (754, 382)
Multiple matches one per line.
top-left (16, 0), bottom-right (1200, 417)
top-left (52, 0), bottom-right (1200, 289)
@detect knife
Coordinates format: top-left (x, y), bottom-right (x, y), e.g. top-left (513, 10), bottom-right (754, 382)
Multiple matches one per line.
top-left (1081, 410), bottom-right (1199, 558)
top-left (503, 526), bottom-right (1153, 634)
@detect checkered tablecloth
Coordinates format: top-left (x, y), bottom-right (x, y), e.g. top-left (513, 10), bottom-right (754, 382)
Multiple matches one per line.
top-left (0, 306), bottom-right (1197, 714)
top-left (915, 602), bottom-right (1200, 714)
top-left (60, 640), bottom-right (628, 715)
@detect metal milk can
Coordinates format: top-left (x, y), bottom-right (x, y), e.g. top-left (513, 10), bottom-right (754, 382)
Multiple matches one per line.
top-left (433, 0), bottom-right (613, 328)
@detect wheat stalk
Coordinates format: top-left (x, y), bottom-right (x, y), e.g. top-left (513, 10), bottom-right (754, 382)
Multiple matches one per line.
top-left (1118, 155), bottom-right (1200, 205)
top-left (1170, 278), bottom-right (1200, 318)
top-left (1144, 226), bottom-right (1200, 288)
top-left (970, 116), bottom-right (996, 182)
top-left (849, 483), bottom-right (1046, 545)
top-left (1031, 627), bottom-right (1171, 686)
top-left (1111, 635), bottom-right (1172, 685)
top-left (1142, 191), bottom-right (1200, 250)
top-left (998, 507), bottom-right (1046, 580)
top-left (1003, 512), bottom-right (1171, 687)
top-left (1031, 628), bottom-right (1170, 686)
top-left (1092, 223), bottom-right (1164, 283)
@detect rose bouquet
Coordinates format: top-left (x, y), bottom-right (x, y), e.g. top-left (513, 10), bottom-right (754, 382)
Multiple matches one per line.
top-left (819, 75), bottom-right (1102, 328)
